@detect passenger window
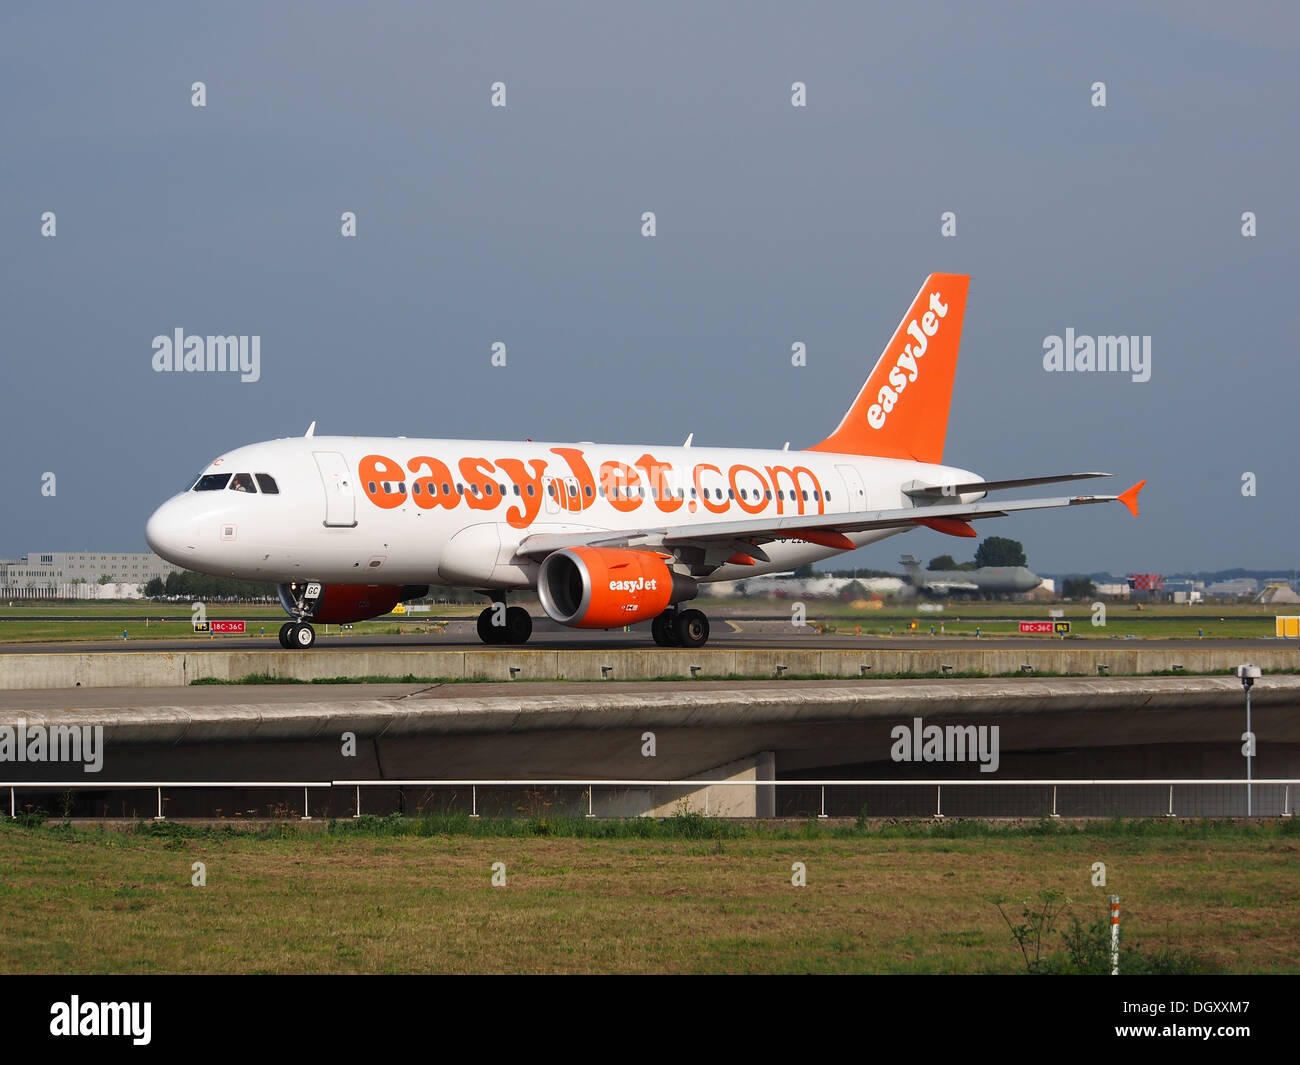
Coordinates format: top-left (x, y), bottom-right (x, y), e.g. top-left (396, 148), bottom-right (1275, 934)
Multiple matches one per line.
top-left (442, 483), bottom-right (451, 495)
top-left (485, 484), bottom-right (494, 496)
top-left (255, 473), bottom-right (279, 494)
top-left (499, 483), bottom-right (508, 496)
top-left (513, 485), bottom-right (521, 496)
top-left (368, 481), bottom-right (377, 494)
top-left (584, 485), bottom-right (592, 497)
top-left (802, 490), bottom-right (809, 501)
top-left (826, 490), bottom-right (832, 501)
top-left (413, 483), bottom-right (422, 495)
top-left (229, 473), bottom-right (256, 492)
top-left (456, 483), bottom-right (464, 495)
top-left (194, 473), bottom-right (231, 491)
top-left (382, 482), bottom-right (391, 493)
top-left (527, 485), bottom-right (535, 496)
top-left (398, 482), bottom-right (407, 494)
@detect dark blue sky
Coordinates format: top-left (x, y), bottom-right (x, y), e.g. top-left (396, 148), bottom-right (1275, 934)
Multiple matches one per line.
top-left (2, 1), bottom-right (1296, 573)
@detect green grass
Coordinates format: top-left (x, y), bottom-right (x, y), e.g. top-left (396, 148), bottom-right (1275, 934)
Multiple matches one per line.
top-left (2, 815), bottom-right (1295, 973)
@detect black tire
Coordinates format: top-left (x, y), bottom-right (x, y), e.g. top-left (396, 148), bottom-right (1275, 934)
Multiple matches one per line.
top-left (673, 608), bottom-right (709, 648)
top-left (505, 606), bottom-right (533, 644)
top-left (477, 607), bottom-right (507, 644)
top-left (278, 622), bottom-right (295, 649)
top-left (292, 623), bottom-right (316, 649)
top-left (651, 613), bottom-right (679, 647)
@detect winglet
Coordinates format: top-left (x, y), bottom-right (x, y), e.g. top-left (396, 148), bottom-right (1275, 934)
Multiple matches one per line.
top-left (1117, 480), bottom-right (1145, 517)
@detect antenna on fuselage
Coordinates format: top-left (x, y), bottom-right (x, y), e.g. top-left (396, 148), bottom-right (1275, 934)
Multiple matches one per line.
top-left (683, 433), bottom-right (693, 447)
top-left (782, 442), bottom-right (790, 451)
top-left (305, 421), bottom-right (316, 438)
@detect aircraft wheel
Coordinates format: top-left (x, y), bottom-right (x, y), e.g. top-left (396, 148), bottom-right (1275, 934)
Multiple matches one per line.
top-left (278, 623), bottom-right (295, 649)
top-left (292, 623), bottom-right (316, 649)
top-left (477, 607), bottom-right (507, 644)
top-left (651, 612), bottom-right (679, 647)
top-left (673, 608), bottom-right (710, 648)
top-left (504, 606), bottom-right (532, 644)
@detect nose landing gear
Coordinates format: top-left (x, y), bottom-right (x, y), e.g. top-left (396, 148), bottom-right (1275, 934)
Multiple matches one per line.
top-left (279, 621), bottom-right (316, 649)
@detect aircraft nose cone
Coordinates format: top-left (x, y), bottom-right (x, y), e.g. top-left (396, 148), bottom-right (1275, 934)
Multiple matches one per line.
top-left (145, 498), bottom-right (194, 565)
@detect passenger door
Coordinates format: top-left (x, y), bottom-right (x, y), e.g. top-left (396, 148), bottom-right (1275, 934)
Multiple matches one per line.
top-left (313, 451), bottom-right (357, 527)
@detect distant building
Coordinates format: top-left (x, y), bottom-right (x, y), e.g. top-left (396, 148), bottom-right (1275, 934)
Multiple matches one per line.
top-left (0, 552), bottom-right (185, 598)
top-left (1207, 578), bottom-right (1258, 597)
top-left (1127, 573), bottom-right (1164, 602)
top-left (1257, 583), bottom-right (1300, 605)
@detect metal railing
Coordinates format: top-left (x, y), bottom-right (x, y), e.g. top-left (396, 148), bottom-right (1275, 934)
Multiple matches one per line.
top-left (4, 778), bottom-right (1295, 820)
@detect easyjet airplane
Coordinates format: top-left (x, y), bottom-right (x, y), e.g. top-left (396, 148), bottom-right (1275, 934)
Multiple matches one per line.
top-left (145, 274), bottom-right (1144, 650)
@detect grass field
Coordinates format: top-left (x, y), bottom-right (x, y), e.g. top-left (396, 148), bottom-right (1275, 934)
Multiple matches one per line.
top-left (1, 816), bottom-right (1297, 974)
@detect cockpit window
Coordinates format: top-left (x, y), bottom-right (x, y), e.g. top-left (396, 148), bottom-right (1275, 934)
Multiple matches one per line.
top-left (193, 473), bottom-right (231, 491)
top-left (229, 473), bottom-right (257, 493)
top-left (255, 473), bottom-right (279, 494)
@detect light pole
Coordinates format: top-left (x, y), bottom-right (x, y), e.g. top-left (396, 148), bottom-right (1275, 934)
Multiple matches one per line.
top-left (1236, 664), bottom-right (1261, 815)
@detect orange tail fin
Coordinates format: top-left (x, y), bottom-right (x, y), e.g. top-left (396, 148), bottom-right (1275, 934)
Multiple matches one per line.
top-left (807, 273), bottom-right (969, 462)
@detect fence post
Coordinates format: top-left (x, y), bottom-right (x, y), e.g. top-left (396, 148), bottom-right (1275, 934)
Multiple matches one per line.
top-left (470, 784), bottom-right (479, 820)
top-left (818, 784), bottom-right (827, 820)
top-left (1166, 784), bottom-right (1175, 818)
top-left (586, 786), bottom-right (595, 819)
top-left (934, 784), bottom-right (944, 820)
top-left (354, 785), bottom-right (361, 819)
top-left (154, 786), bottom-right (164, 821)
top-left (301, 786), bottom-right (312, 821)
top-left (9, 787), bottom-right (13, 819)
top-left (1110, 895), bottom-right (1121, 975)
top-left (1051, 785), bottom-right (1059, 819)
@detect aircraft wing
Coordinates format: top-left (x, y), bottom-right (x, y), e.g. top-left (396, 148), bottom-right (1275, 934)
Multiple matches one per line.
top-left (514, 481), bottom-right (1146, 561)
top-left (903, 471), bottom-right (1110, 501)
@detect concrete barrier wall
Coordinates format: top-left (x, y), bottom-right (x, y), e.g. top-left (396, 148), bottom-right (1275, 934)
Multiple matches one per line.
top-left (0, 645), bottom-right (1296, 690)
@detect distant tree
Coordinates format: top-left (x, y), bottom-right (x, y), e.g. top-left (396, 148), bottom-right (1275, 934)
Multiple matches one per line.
top-left (97, 574), bottom-right (115, 585)
top-left (792, 564), bottom-right (816, 579)
top-left (1062, 576), bottom-right (1096, 599)
top-left (974, 536), bottom-right (1027, 569)
top-left (144, 577), bottom-right (165, 597)
top-left (928, 555), bottom-right (958, 571)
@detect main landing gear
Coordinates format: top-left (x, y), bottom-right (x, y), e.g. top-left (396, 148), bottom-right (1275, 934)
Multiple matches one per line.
top-left (650, 607), bottom-right (710, 648)
top-left (476, 597), bottom-right (533, 645)
top-left (278, 621), bottom-right (316, 649)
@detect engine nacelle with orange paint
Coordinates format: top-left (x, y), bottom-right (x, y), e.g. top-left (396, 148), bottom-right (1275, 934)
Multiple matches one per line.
top-left (537, 548), bottom-right (697, 629)
top-left (277, 582), bottom-right (429, 624)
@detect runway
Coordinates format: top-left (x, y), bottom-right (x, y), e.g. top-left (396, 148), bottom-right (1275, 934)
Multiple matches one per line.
top-left (0, 621), bottom-right (1289, 656)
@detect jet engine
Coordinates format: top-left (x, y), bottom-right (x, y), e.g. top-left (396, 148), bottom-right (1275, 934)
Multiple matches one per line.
top-left (537, 548), bottom-right (697, 629)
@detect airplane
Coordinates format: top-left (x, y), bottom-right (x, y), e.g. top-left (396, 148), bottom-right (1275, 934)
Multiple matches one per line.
top-left (898, 554), bottom-right (1042, 598)
top-left (145, 273), bottom-right (1145, 650)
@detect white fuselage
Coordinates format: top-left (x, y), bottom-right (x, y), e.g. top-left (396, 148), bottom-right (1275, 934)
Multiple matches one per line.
top-left (145, 436), bottom-right (984, 589)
